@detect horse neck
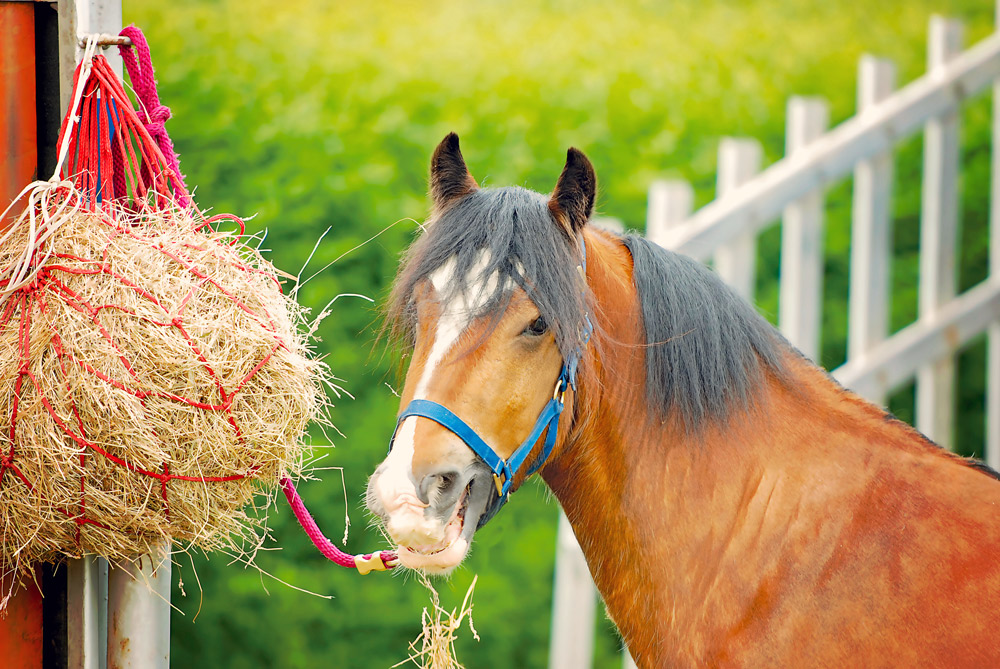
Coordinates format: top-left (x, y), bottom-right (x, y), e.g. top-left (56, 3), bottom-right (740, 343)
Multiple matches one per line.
top-left (539, 232), bottom-right (944, 664)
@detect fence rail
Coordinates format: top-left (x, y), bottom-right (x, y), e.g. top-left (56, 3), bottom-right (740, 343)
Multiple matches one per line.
top-left (551, 9), bottom-right (1000, 668)
top-left (655, 24), bottom-right (1000, 262)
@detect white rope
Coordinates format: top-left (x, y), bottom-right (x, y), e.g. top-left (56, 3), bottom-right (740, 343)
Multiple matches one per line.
top-left (0, 35), bottom-right (102, 307)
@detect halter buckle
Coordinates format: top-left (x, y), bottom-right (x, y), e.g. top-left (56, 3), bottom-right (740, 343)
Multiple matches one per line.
top-left (553, 377), bottom-right (569, 404)
top-left (492, 472), bottom-right (506, 497)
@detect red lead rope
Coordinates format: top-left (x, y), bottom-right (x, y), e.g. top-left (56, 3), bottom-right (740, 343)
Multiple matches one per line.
top-left (111, 25), bottom-right (396, 573)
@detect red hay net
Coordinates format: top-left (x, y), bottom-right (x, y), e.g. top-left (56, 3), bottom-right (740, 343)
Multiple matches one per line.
top-left (0, 47), bottom-right (303, 563)
top-left (2, 34), bottom-right (391, 575)
top-left (56, 54), bottom-right (190, 213)
top-left (1, 224), bottom-right (276, 545)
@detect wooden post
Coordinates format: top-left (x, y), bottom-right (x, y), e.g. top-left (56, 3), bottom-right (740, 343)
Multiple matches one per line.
top-left (917, 16), bottom-right (964, 449)
top-left (617, 178), bottom-right (694, 668)
top-left (988, 1), bottom-right (1000, 471)
top-left (647, 179), bottom-right (694, 248)
top-left (779, 97), bottom-right (830, 361)
top-left (714, 139), bottom-right (762, 299)
top-left (549, 513), bottom-right (595, 669)
top-left (848, 56), bottom-right (897, 405)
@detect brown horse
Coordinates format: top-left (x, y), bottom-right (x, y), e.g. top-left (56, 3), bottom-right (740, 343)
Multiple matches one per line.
top-left (366, 133), bottom-right (1000, 667)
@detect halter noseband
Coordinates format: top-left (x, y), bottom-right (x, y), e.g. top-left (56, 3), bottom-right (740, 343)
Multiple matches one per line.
top-left (389, 237), bottom-right (592, 528)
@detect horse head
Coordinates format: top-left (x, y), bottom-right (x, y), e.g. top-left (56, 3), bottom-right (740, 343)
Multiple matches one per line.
top-left (366, 133), bottom-right (595, 572)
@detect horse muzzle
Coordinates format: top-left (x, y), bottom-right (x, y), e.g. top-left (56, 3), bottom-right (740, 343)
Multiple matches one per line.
top-left (366, 464), bottom-right (494, 573)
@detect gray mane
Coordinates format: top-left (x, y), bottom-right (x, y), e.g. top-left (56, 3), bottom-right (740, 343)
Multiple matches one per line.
top-left (621, 234), bottom-right (790, 431)
top-left (387, 187), bottom-right (589, 360)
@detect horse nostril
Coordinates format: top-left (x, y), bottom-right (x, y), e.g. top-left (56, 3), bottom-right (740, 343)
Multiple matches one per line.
top-left (418, 470), bottom-right (461, 503)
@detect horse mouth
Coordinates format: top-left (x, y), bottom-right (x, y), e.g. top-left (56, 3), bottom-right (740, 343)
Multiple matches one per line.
top-left (403, 480), bottom-right (472, 558)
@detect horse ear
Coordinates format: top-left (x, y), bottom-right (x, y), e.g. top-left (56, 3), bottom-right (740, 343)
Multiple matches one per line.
top-left (430, 133), bottom-right (478, 209)
top-left (548, 148), bottom-right (596, 234)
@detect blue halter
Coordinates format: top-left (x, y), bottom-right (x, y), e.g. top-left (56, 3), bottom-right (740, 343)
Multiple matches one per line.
top-left (389, 237), bottom-right (592, 528)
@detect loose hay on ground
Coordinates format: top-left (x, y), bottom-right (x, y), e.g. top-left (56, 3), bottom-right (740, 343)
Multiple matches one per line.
top-left (0, 204), bottom-right (328, 578)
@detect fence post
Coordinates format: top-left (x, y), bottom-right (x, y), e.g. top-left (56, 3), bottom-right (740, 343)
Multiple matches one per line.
top-left (917, 16), bottom-right (964, 449)
top-left (848, 56), bottom-right (897, 405)
top-left (618, 178), bottom-right (695, 669)
top-left (779, 97), bottom-right (830, 360)
top-left (989, 2), bottom-right (1000, 471)
top-left (73, 0), bottom-right (124, 79)
top-left (592, 216), bottom-right (625, 235)
top-left (647, 179), bottom-right (694, 248)
top-left (549, 513), bottom-right (596, 669)
top-left (550, 180), bottom-right (696, 669)
top-left (714, 139), bottom-right (762, 299)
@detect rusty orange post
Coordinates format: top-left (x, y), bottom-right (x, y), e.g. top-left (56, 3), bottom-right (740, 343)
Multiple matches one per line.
top-left (0, 578), bottom-right (44, 668)
top-left (0, 2), bottom-right (38, 232)
top-left (0, 4), bottom-right (43, 662)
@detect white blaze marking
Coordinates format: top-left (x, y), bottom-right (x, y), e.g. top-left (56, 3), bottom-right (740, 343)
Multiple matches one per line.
top-left (378, 251), bottom-right (502, 514)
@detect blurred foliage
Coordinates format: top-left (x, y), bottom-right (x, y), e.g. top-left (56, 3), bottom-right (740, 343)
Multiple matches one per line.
top-left (121, 1), bottom-right (995, 667)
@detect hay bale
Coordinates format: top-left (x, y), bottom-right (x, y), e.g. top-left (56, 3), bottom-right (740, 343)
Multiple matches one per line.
top-left (0, 205), bottom-right (323, 573)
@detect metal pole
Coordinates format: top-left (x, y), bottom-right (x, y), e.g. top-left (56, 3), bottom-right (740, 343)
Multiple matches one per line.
top-left (107, 540), bottom-right (171, 669)
top-left (0, 1), bottom-right (38, 228)
top-left (60, 3), bottom-right (123, 668)
top-left (66, 556), bottom-right (104, 669)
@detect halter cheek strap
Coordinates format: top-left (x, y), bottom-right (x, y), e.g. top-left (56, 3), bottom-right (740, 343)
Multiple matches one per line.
top-left (389, 236), bottom-right (592, 528)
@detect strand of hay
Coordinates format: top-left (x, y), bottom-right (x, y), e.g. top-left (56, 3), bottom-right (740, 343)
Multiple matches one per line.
top-left (397, 574), bottom-right (480, 669)
top-left (0, 200), bottom-right (327, 585)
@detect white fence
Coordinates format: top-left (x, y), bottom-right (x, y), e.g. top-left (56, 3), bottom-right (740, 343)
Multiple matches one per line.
top-left (550, 9), bottom-right (1000, 668)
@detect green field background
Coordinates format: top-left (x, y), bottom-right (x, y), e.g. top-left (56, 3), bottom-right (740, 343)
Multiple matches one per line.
top-left (122, 2), bottom-right (995, 667)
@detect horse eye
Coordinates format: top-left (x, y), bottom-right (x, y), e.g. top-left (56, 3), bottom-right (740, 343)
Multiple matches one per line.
top-left (522, 316), bottom-right (548, 337)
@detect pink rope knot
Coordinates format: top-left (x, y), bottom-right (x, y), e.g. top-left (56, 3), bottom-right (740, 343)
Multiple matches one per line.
top-left (144, 104), bottom-right (172, 136)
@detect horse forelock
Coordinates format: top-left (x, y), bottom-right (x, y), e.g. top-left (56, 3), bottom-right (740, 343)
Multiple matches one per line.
top-left (385, 186), bottom-right (591, 364)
